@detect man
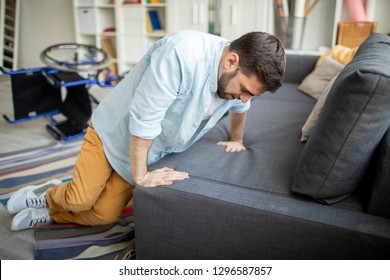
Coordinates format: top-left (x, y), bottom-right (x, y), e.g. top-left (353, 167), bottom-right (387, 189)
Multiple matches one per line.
top-left (7, 30), bottom-right (285, 231)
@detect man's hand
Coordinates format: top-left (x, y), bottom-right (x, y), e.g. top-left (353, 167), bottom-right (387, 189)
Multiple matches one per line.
top-left (217, 141), bottom-right (247, 152)
top-left (218, 111), bottom-right (247, 152)
top-left (136, 167), bottom-right (189, 187)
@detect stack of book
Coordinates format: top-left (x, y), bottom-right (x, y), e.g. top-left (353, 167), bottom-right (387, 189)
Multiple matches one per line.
top-left (145, 10), bottom-right (163, 33)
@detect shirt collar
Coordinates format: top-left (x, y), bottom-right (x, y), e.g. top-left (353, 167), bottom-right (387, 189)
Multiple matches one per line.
top-left (209, 41), bottom-right (229, 93)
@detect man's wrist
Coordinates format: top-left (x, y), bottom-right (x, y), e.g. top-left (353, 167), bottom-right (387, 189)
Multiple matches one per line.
top-left (133, 171), bottom-right (149, 185)
top-left (229, 138), bottom-right (244, 143)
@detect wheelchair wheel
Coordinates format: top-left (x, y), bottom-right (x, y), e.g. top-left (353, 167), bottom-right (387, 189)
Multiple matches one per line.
top-left (40, 43), bottom-right (109, 73)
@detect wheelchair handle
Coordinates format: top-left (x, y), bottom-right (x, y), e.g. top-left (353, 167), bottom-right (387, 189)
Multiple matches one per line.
top-left (41, 70), bottom-right (60, 87)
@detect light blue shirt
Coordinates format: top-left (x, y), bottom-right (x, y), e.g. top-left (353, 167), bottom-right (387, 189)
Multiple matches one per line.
top-left (92, 30), bottom-right (250, 184)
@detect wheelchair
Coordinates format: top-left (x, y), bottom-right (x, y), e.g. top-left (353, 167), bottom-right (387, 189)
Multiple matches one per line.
top-left (1, 43), bottom-right (122, 141)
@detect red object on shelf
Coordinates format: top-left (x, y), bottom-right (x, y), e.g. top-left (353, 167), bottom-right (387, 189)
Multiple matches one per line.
top-left (103, 28), bottom-right (116, 33)
top-left (122, 0), bottom-right (141, 5)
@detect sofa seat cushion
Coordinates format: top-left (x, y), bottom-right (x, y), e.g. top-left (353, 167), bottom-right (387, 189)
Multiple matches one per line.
top-left (151, 84), bottom-right (315, 195)
top-left (133, 79), bottom-right (390, 259)
top-left (291, 33), bottom-right (390, 204)
top-left (148, 83), bottom-right (362, 211)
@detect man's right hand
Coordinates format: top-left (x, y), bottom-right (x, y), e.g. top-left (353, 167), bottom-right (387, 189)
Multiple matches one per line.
top-left (136, 167), bottom-right (189, 187)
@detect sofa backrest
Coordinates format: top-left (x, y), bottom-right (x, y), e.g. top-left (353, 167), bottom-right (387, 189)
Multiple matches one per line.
top-left (284, 54), bottom-right (319, 84)
top-left (291, 33), bottom-right (390, 212)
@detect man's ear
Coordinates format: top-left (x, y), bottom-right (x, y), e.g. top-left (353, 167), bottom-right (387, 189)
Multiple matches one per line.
top-left (224, 52), bottom-right (239, 70)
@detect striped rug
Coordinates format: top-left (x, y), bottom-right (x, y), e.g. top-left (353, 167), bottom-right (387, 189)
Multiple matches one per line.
top-left (0, 140), bottom-right (81, 205)
top-left (0, 141), bottom-right (136, 260)
top-left (34, 205), bottom-right (135, 260)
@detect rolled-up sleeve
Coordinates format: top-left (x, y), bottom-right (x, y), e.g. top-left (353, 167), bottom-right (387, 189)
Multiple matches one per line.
top-left (129, 43), bottom-right (183, 139)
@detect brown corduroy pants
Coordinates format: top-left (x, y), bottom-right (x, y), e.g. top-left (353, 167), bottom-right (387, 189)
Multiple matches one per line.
top-left (46, 126), bottom-right (133, 225)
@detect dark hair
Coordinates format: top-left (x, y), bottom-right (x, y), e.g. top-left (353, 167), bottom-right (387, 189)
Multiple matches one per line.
top-left (229, 32), bottom-right (286, 92)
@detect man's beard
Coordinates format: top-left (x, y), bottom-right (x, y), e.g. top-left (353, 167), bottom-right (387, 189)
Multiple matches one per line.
top-left (216, 69), bottom-right (239, 99)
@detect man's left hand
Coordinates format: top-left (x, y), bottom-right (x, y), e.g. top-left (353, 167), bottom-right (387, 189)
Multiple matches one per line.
top-left (217, 141), bottom-right (247, 153)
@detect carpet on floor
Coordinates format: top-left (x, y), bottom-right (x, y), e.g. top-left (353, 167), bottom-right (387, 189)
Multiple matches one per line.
top-left (0, 140), bottom-right (81, 205)
top-left (0, 140), bottom-right (135, 260)
top-left (34, 205), bottom-right (135, 260)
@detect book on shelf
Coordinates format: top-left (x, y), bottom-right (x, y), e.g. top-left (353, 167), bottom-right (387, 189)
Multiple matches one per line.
top-left (145, 10), bottom-right (163, 33)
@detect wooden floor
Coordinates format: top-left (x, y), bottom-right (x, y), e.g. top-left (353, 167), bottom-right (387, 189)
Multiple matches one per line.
top-left (0, 74), bottom-right (110, 259)
top-left (0, 75), bottom-right (42, 259)
top-left (0, 203), bottom-right (35, 259)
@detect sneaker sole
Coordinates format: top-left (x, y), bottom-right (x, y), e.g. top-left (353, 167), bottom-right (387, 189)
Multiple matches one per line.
top-left (11, 207), bottom-right (52, 231)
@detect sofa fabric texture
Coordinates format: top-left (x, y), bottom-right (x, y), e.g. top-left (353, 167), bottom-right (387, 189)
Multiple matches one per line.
top-left (134, 34), bottom-right (390, 259)
top-left (292, 33), bottom-right (390, 204)
top-left (366, 128), bottom-right (390, 218)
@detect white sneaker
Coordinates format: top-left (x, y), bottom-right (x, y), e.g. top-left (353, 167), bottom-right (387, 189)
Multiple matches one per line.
top-left (7, 179), bottom-right (62, 214)
top-left (11, 207), bottom-right (52, 231)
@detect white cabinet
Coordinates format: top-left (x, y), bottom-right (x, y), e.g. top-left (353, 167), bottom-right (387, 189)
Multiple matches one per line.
top-left (168, 0), bottom-right (272, 40)
top-left (168, 0), bottom-right (209, 33)
top-left (220, 0), bottom-right (271, 40)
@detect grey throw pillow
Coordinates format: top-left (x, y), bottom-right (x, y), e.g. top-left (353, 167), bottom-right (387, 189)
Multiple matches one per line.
top-left (298, 56), bottom-right (344, 100)
top-left (291, 33), bottom-right (390, 204)
top-left (301, 74), bottom-right (340, 142)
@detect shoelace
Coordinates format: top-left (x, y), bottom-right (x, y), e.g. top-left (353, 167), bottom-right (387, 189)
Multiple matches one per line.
top-left (29, 213), bottom-right (51, 227)
top-left (26, 195), bottom-right (47, 208)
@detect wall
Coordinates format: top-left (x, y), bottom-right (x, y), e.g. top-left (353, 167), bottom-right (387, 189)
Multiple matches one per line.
top-left (18, 0), bottom-right (75, 68)
top-left (372, 0), bottom-right (390, 34)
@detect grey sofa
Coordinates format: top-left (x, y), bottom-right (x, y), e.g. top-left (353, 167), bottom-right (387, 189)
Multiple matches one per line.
top-left (134, 33), bottom-right (390, 259)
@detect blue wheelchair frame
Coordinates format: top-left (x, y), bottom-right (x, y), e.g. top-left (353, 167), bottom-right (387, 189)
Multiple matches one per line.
top-left (1, 65), bottom-right (119, 142)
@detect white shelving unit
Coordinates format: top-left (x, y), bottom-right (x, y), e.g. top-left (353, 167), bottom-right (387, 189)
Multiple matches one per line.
top-left (0, 0), bottom-right (20, 71)
top-left (117, 0), bottom-right (168, 72)
top-left (72, 0), bottom-right (168, 74)
top-left (73, 0), bottom-right (118, 75)
top-left (71, 0), bottom-right (390, 73)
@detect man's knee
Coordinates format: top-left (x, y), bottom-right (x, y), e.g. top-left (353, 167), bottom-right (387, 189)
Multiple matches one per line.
top-left (91, 208), bottom-right (122, 225)
top-left (64, 197), bottom-right (95, 213)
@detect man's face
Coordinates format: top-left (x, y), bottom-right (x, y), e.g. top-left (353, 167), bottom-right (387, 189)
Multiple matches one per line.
top-left (217, 69), bottom-right (265, 103)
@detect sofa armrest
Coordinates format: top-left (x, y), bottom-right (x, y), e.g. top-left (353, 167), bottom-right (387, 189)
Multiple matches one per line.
top-left (365, 127), bottom-right (390, 219)
top-left (284, 54), bottom-right (319, 84)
